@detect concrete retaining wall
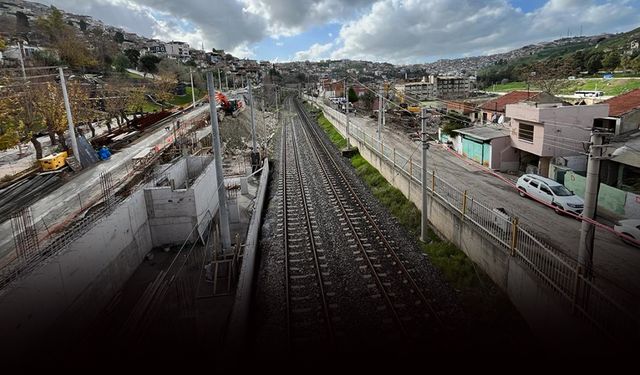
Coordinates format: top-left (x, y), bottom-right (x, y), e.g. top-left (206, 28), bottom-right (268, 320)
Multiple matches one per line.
top-left (145, 156), bottom-right (217, 247)
top-left (0, 155), bottom-right (220, 357)
top-left (226, 159), bottom-right (270, 349)
top-left (313, 99), bottom-right (597, 346)
top-left (0, 189), bottom-right (152, 355)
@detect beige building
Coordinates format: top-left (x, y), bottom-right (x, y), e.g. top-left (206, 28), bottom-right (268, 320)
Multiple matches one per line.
top-left (404, 75), bottom-right (473, 100)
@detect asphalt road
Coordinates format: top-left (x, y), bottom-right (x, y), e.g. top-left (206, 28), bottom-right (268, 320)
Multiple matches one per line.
top-left (314, 99), bottom-right (640, 312)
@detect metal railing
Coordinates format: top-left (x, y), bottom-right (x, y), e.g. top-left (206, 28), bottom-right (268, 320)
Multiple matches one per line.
top-left (316, 99), bottom-right (639, 344)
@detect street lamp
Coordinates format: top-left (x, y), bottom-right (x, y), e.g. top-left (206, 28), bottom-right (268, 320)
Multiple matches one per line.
top-left (527, 71), bottom-right (536, 99)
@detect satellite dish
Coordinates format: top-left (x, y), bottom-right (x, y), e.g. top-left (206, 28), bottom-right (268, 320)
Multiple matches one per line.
top-left (498, 115), bottom-right (504, 124)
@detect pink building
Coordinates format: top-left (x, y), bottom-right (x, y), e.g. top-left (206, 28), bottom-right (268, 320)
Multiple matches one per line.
top-left (505, 102), bottom-right (610, 177)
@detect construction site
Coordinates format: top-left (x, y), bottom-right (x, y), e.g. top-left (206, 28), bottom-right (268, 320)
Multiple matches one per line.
top-left (0, 73), bottom-right (280, 363)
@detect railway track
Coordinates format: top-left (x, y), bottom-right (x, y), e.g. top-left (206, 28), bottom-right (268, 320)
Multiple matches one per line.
top-left (280, 112), bottom-right (335, 347)
top-left (292, 98), bottom-right (444, 340)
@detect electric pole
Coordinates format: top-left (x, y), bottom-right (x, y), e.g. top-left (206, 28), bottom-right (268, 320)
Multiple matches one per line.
top-left (59, 67), bottom-right (81, 168)
top-left (378, 84), bottom-right (382, 141)
top-left (275, 85), bottom-right (279, 122)
top-left (344, 78), bottom-right (351, 149)
top-left (382, 84), bottom-right (386, 130)
top-left (248, 80), bottom-right (259, 172)
top-left (206, 71), bottom-right (231, 251)
top-left (217, 69), bottom-right (222, 91)
top-left (225, 73), bottom-right (229, 91)
top-left (189, 68), bottom-right (196, 109)
top-left (578, 131), bottom-right (606, 280)
top-left (420, 107), bottom-right (430, 242)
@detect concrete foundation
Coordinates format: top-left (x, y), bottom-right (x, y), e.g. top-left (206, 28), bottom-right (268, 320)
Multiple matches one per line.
top-left (0, 154), bottom-right (220, 357)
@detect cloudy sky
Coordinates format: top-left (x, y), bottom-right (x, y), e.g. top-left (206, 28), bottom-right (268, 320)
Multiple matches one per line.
top-left (37, 0), bottom-right (640, 63)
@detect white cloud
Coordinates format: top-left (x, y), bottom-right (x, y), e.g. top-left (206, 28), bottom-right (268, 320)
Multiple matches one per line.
top-left (276, 41), bottom-right (284, 46)
top-left (229, 43), bottom-right (256, 59)
top-left (31, 0), bottom-right (640, 63)
top-left (331, 0), bottom-right (640, 64)
top-left (241, 0), bottom-right (375, 37)
top-left (294, 42), bottom-right (334, 61)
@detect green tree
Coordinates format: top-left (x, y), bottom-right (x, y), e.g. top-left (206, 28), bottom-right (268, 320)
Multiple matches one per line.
top-left (15, 11), bottom-right (29, 34)
top-left (124, 48), bottom-right (140, 67)
top-left (361, 89), bottom-right (375, 110)
top-left (0, 37), bottom-right (6, 51)
top-left (348, 87), bottom-right (358, 103)
top-left (139, 54), bottom-right (161, 76)
top-left (586, 53), bottom-right (603, 74)
top-left (36, 7), bottom-right (97, 69)
top-left (113, 53), bottom-right (130, 72)
top-left (0, 90), bottom-right (23, 152)
top-left (113, 31), bottom-right (124, 44)
top-left (441, 111), bottom-right (469, 136)
top-left (602, 52), bottom-right (621, 70)
top-left (570, 50), bottom-right (586, 73)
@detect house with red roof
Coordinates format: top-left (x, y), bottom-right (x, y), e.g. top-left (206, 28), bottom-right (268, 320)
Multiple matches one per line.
top-left (603, 89), bottom-right (640, 134)
top-left (479, 91), bottom-right (564, 124)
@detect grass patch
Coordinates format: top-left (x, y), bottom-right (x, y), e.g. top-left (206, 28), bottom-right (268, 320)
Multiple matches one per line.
top-left (486, 78), bottom-right (640, 96)
top-left (168, 87), bottom-right (206, 107)
top-left (141, 101), bottom-right (163, 113)
top-left (126, 71), bottom-right (146, 80)
top-left (485, 81), bottom-right (528, 92)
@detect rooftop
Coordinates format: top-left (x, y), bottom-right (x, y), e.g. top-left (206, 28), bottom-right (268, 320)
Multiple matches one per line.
top-left (480, 91), bottom-right (563, 113)
top-left (604, 88), bottom-right (640, 117)
top-left (453, 126), bottom-right (510, 141)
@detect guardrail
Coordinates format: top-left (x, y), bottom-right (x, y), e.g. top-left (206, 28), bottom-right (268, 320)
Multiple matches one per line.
top-left (313, 98), bottom-right (638, 344)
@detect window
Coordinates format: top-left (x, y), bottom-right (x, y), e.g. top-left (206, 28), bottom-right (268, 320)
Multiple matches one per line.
top-left (518, 123), bottom-right (534, 142)
top-left (530, 181), bottom-right (539, 188)
top-left (550, 185), bottom-right (573, 196)
top-left (540, 185), bottom-right (552, 195)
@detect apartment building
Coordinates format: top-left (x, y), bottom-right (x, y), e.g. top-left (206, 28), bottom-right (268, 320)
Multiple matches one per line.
top-left (165, 41), bottom-right (190, 60)
top-left (404, 74), bottom-right (472, 100)
top-left (505, 101), bottom-right (609, 176)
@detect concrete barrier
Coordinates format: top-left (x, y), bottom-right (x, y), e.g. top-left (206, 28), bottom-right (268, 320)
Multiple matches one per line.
top-left (226, 158), bottom-right (270, 349)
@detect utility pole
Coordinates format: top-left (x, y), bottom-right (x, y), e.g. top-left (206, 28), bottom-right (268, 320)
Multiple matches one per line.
top-left (206, 71), bottom-right (231, 251)
top-left (382, 89), bottom-right (386, 131)
top-left (420, 107), bottom-right (430, 242)
top-left (261, 97), bottom-right (266, 140)
top-left (248, 80), bottom-right (259, 172)
top-left (17, 41), bottom-right (30, 156)
top-left (378, 84), bottom-right (382, 141)
top-left (59, 67), bottom-right (81, 168)
top-left (225, 72), bottom-right (229, 91)
top-left (578, 131), bottom-right (606, 280)
top-left (17, 41), bottom-right (27, 79)
top-left (344, 78), bottom-right (351, 149)
top-left (275, 85), bottom-right (279, 122)
top-left (217, 69), bottom-right (222, 91)
top-left (189, 68), bottom-right (196, 109)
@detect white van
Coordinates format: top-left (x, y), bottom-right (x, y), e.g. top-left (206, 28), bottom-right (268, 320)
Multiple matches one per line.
top-left (516, 174), bottom-right (584, 215)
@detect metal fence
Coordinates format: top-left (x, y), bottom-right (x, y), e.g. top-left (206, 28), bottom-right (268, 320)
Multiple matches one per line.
top-left (319, 101), bottom-right (638, 344)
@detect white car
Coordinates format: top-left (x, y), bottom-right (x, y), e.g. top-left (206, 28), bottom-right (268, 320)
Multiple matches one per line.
top-left (516, 174), bottom-right (584, 215)
top-left (613, 219), bottom-right (640, 246)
